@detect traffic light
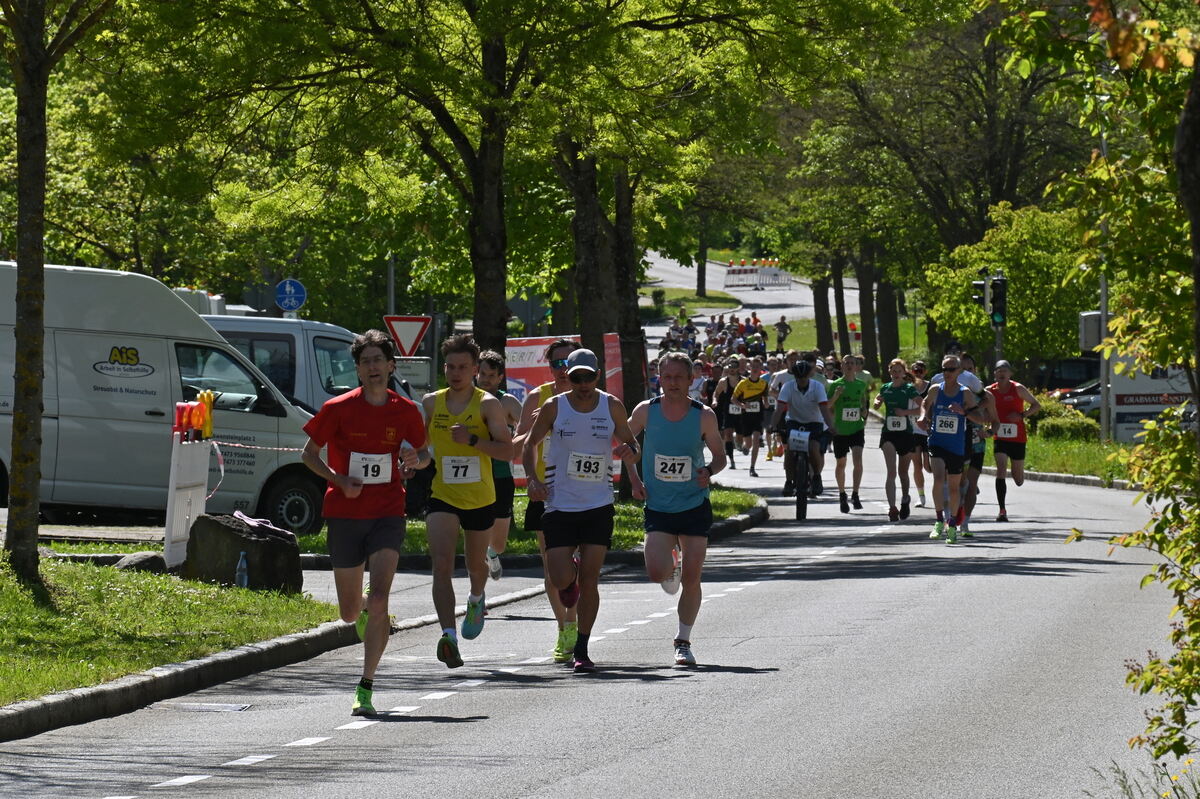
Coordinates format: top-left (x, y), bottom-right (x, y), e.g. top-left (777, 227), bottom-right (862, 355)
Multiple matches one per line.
top-left (971, 279), bottom-right (990, 310)
top-left (990, 277), bottom-right (1007, 327)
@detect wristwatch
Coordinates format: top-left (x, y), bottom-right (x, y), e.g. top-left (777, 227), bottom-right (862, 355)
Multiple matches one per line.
top-left (468, 434), bottom-right (479, 447)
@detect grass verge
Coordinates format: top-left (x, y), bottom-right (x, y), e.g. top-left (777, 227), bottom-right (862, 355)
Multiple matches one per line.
top-left (0, 558), bottom-right (334, 707)
top-left (638, 286), bottom-right (740, 322)
top-left (50, 488), bottom-right (762, 558)
top-left (778, 313), bottom-right (929, 359)
top-left (1022, 436), bottom-right (1132, 485)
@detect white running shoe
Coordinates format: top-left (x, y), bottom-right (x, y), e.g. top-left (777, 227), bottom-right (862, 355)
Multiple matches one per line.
top-left (661, 547), bottom-right (682, 595)
top-left (674, 638), bottom-right (696, 666)
top-left (486, 548), bottom-right (502, 581)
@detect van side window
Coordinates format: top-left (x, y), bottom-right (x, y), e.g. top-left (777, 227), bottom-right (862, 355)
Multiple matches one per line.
top-left (222, 333), bottom-right (295, 396)
top-left (315, 336), bottom-right (356, 396)
top-left (176, 344), bottom-right (267, 413)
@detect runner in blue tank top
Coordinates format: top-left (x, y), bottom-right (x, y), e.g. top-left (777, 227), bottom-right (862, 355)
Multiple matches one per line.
top-left (623, 352), bottom-right (727, 667)
top-left (917, 355), bottom-right (987, 544)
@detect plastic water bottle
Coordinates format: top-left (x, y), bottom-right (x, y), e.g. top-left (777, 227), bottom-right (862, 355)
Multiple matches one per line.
top-left (235, 551), bottom-right (249, 588)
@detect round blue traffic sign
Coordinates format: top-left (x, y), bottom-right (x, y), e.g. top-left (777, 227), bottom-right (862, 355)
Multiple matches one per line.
top-left (275, 278), bottom-right (307, 311)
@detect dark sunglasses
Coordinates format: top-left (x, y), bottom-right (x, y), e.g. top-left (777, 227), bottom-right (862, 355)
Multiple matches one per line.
top-left (942, 366), bottom-right (959, 372)
top-left (569, 371), bottom-right (597, 384)
top-left (549, 358), bottom-right (569, 369)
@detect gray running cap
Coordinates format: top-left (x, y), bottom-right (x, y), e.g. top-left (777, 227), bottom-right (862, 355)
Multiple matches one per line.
top-left (994, 359), bottom-right (1013, 371)
top-left (566, 348), bottom-right (599, 374)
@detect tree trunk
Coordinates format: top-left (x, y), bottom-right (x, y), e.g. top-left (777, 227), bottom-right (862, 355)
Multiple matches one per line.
top-left (853, 252), bottom-right (879, 374)
top-left (613, 167), bottom-right (647, 406)
top-left (550, 265), bottom-right (577, 335)
top-left (831, 255), bottom-right (850, 359)
top-left (552, 138), bottom-right (617, 385)
top-left (1174, 60), bottom-right (1200, 483)
top-left (812, 275), bottom-right (834, 356)
top-left (876, 278), bottom-right (901, 365)
top-left (6, 27), bottom-right (51, 584)
top-left (695, 211), bottom-right (709, 298)
top-left (468, 39), bottom-right (510, 355)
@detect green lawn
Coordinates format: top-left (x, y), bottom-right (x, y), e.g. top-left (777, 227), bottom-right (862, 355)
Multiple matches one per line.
top-left (778, 312), bottom-right (929, 361)
top-left (639, 286), bottom-right (740, 322)
top-left (1021, 436), bottom-right (1132, 486)
top-left (0, 559), bottom-right (335, 706)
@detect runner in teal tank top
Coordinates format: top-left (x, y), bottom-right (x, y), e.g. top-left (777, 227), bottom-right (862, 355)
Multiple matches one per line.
top-left (624, 353), bottom-right (727, 667)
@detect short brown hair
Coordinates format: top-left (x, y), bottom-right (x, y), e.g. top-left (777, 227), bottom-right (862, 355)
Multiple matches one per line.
top-left (353, 329), bottom-right (395, 362)
top-left (658, 351), bottom-right (693, 377)
top-left (544, 338), bottom-right (578, 360)
top-left (441, 333), bottom-right (480, 362)
top-left (479, 349), bottom-right (505, 373)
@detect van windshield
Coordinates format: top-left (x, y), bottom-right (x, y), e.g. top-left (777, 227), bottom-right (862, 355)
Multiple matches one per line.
top-left (315, 336), bottom-right (356, 396)
top-left (222, 333), bottom-right (295, 396)
top-left (176, 343), bottom-right (266, 412)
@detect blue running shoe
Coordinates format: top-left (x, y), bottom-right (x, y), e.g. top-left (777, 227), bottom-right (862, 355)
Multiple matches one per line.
top-left (462, 594), bottom-right (486, 640)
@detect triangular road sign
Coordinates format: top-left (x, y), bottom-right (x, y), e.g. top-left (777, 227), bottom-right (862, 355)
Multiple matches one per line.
top-left (383, 315), bottom-right (432, 357)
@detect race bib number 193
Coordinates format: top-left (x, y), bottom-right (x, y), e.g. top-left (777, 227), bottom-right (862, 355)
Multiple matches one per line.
top-left (568, 452), bottom-right (607, 482)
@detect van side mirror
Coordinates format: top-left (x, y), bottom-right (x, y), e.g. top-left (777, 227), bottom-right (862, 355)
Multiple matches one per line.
top-left (254, 385), bottom-right (286, 417)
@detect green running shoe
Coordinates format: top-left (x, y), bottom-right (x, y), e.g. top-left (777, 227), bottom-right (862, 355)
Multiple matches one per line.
top-left (461, 594), bottom-right (486, 640)
top-left (355, 609), bottom-right (369, 642)
top-left (961, 521), bottom-right (973, 538)
top-left (437, 633), bottom-right (464, 669)
top-left (929, 521), bottom-right (945, 540)
top-left (945, 525), bottom-right (958, 544)
top-left (553, 623), bottom-right (579, 663)
top-left (351, 685), bottom-right (375, 717)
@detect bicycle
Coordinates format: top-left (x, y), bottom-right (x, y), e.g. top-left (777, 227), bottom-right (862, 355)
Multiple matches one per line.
top-left (782, 423), bottom-right (812, 520)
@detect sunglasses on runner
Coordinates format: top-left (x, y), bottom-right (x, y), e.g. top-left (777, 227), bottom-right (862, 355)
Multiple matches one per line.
top-left (569, 371), bottom-right (597, 384)
top-left (942, 366), bottom-right (959, 372)
top-left (549, 358), bottom-right (569, 370)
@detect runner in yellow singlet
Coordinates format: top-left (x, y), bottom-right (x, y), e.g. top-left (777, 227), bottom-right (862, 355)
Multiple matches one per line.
top-left (421, 334), bottom-right (513, 668)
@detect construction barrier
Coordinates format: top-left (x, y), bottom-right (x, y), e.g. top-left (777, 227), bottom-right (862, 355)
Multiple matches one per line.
top-left (722, 265), bottom-right (794, 290)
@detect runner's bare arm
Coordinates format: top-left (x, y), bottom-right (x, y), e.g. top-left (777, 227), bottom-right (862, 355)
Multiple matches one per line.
top-left (1018, 385), bottom-right (1042, 417)
top-left (699, 407), bottom-right (727, 484)
top-left (302, 439), bottom-right (361, 498)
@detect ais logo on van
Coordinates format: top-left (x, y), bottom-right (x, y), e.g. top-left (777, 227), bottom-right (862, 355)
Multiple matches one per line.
top-left (93, 346), bottom-right (155, 378)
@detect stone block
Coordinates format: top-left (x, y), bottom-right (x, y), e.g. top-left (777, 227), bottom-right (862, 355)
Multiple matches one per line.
top-left (182, 514), bottom-right (302, 593)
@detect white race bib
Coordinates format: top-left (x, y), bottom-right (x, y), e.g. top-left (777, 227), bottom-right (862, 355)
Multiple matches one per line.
top-left (767, 396), bottom-right (777, 408)
top-left (935, 413), bottom-right (960, 435)
top-left (441, 455), bottom-right (481, 484)
top-left (727, 404), bottom-right (742, 415)
top-left (567, 451), bottom-right (607, 482)
top-left (654, 454), bottom-right (692, 483)
top-left (841, 407), bottom-right (861, 422)
top-left (998, 422), bottom-right (1018, 439)
top-left (886, 415), bottom-right (907, 432)
top-left (745, 401), bottom-right (761, 413)
top-left (350, 451), bottom-right (391, 485)
top-left (788, 429), bottom-right (811, 452)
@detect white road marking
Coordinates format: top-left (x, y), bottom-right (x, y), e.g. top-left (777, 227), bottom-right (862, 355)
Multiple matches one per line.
top-left (389, 705), bottom-right (421, 713)
top-left (647, 612), bottom-right (671, 618)
top-left (221, 755), bottom-right (276, 766)
top-left (820, 549), bottom-right (839, 554)
top-left (151, 775), bottom-right (210, 787)
top-left (419, 691), bottom-right (456, 700)
top-left (520, 656), bottom-right (552, 664)
top-left (284, 737), bottom-right (329, 747)
top-left (627, 620), bottom-right (652, 625)
top-left (724, 587), bottom-right (744, 592)
top-left (739, 581), bottom-right (759, 586)
top-left (453, 679), bottom-right (487, 688)
top-left (812, 555), bottom-right (828, 559)
top-left (337, 720), bottom-right (379, 730)
top-left (591, 636), bottom-right (606, 641)
top-left (495, 667), bottom-right (523, 674)
top-left (602, 628), bottom-right (628, 634)
top-left (706, 593), bottom-right (727, 598)
top-left (102, 796), bottom-right (138, 798)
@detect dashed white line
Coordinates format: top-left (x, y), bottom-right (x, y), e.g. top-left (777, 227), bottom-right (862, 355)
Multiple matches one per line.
top-left (520, 656), bottom-right (552, 664)
top-left (221, 755), bottom-right (276, 766)
top-left (453, 679), bottom-right (487, 688)
top-left (647, 612), bottom-right (671, 618)
top-left (337, 720), bottom-right (379, 730)
top-left (706, 593), bottom-right (727, 598)
top-left (419, 691), bottom-right (456, 700)
top-left (102, 796), bottom-right (138, 798)
top-left (151, 775), bottom-right (210, 788)
top-left (820, 549), bottom-right (839, 555)
top-left (389, 705), bottom-right (421, 713)
top-left (284, 737), bottom-right (329, 747)
top-left (627, 620), bottom-right (652, 625)
top-left (495, 667), bottom-right (523, 674)
top-left (591, 636), bottom-right (606, 641)
top-left (602, 628), bottom-right (628, 634)
top-left (739, 581), bottom-right (759, 586)
top-left (725, 587), bottom-right (744, 592)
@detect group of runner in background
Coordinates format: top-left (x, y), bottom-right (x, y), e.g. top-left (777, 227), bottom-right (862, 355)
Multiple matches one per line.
top-left (693, 343), bottom-right (1039, 541)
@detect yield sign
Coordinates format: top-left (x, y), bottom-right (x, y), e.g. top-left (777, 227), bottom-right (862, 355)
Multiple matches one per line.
top-left (383, 315), bottom-right (432, 357)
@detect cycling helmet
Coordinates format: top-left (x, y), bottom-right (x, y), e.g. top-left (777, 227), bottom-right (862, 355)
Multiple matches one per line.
top-left (792, 360), bottom-right (813, 380)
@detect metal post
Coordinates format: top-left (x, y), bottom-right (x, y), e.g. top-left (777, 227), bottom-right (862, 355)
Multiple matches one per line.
top-left (1100, 274), bottom-right (1111, 440)
top-left (387, 252), bottom-right (395, 316)
top-left (994, 325), bottom-right (1003, 364)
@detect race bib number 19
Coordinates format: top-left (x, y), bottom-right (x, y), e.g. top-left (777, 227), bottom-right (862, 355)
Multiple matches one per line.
top-left (568, 452), bottom-right (607, 482)
top-left (654, 454), bottom-right (691, 483)
top-left (441, 455), bottom-right (481, 484)
top-left (350, 452), bottom-right (391, 485)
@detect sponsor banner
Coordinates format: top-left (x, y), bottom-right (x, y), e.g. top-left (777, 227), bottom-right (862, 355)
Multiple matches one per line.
top-left (1116, 393), bottom-right (1191, 406)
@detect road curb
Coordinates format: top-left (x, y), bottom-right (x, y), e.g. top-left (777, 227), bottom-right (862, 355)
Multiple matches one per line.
top-left (11, 498), bottom-right (770, 742)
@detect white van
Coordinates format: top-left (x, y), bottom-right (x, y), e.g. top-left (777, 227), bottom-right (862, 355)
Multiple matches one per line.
top-left (0, 263), bottom-right (326, 534)
top-left (202, 315), bottom-right (425, 411)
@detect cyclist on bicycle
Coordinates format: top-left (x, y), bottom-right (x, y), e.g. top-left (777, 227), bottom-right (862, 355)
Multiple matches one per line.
top-left (770, 360), bottom-right (836, 499)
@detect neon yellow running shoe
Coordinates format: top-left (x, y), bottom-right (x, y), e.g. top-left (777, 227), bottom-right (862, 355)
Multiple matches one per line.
top-left (351, 685), bottom-right (375, 717)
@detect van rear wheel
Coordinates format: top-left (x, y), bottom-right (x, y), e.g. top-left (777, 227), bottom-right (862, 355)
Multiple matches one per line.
top-left (261, 476), bottom-right (323, 536)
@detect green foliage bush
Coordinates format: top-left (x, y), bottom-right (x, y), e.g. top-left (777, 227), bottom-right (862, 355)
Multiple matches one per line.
top-left (1036, 415), bottom-right (1099, 440)
top-left (1028, 393), bottom-right (1082, 433)
top-left (651, 288), bottom-right (666, 312)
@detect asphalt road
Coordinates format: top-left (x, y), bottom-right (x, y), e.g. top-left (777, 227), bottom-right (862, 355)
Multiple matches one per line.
top-left (0, 431), bottom-right (1171, 799)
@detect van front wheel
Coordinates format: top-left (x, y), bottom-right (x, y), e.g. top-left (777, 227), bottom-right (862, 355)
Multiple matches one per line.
top-left (261, 475), bottom-right (323, 536)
